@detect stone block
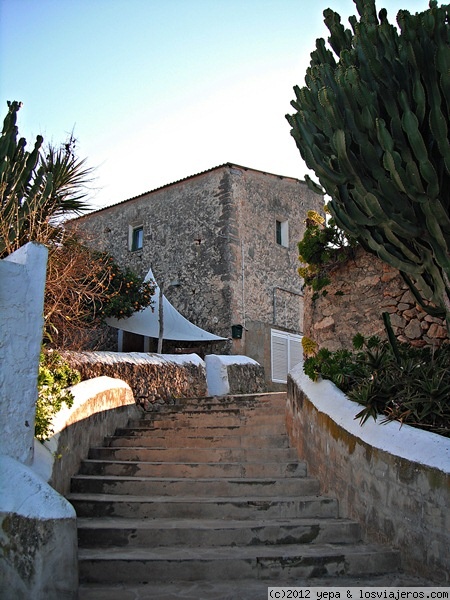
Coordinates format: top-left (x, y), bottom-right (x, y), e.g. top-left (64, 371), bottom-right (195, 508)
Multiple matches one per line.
top-left (404, 319), bottom-right (422, 340)
top-left (397, 302), bottom-right (412, 312)
top-left (314, 316), bottom-right (335, 332)
top-left (428, 323), bottom-right (448, 339)
top-left (205, 354), bottom-right (266, 395)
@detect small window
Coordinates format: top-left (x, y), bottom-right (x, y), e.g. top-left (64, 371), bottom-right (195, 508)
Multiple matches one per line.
top-left (130, 225), bottom-right (143, 251)
top-left (276, 220), bottom-right (289, 247)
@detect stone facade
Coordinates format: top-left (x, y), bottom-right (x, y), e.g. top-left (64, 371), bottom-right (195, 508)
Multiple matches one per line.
top-left (303, 245), bottom-right (448, 351)
top-left (73, 163), bottom-right (323, 388)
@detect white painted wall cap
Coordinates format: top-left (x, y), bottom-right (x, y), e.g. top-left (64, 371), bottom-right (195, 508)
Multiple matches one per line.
top-left (205, 354), bottom-right (260, 366)
top-left (0, 455), bottom-right (76, 519)
top-left (290, 363), bottom-right (450, 474)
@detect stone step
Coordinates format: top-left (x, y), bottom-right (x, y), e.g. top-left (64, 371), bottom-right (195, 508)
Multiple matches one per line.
top-left (78, 543), bottom-right (400, 584)
top-left (141, 411), bottom-right (286, 425)
top-left (121, 421), bottom-right (288, 436)
top-left (68, 493), bottom-right (339, 520)
top-left (143, 407), bottom-right (243, 418)
top-left (77, 516), bottom-right (362, 548)
top-left (160, 393), bottom-right (286, 409)
top-left (71, 475), bottom-right (320, 497)
top-left (105, 433), bottom-right (290, 448)
top-left (146, 401), bottom-right (287, 416)
top-left (87, 446), bottom-right (297, 463)
top-left (77, 572), bottom-right (437, 600)
top-left (78, 459), bottom-right (307, 478)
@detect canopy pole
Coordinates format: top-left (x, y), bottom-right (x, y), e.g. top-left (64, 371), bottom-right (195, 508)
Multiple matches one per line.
top-left (157, 282), bottom-right (164, 353)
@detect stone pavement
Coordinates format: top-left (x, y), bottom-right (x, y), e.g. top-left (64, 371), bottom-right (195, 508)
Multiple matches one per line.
top-left (78, 573), bottom-right (443, 600)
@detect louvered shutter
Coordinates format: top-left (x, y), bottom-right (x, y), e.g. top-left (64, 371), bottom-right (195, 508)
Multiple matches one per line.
top-left (289, 335), bottom-right (303, 370)
top-left (271, 331), bottom-right (288, 383)
top-left (271, 329), bottom-right (303, 383)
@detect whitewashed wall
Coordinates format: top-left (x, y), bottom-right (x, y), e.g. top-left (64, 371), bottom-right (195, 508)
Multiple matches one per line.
top-left (0, 242), bottom-right (47, 464)
top-left (0, 243), bottom-right (79, 599)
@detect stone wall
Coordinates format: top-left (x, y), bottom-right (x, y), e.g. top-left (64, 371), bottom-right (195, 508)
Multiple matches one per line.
top-left (205, 355), bottom-right (266, 396)
top-left (62, 352), bottom-right (207, 409)
top-left (286, 364), bottom-right (450, 583)
top-left (63, 351), bottom-right (269, 406)
top-left (304, 246), bottom-right (448, 351)
top-left (33, 377), bottom-right (140, 496)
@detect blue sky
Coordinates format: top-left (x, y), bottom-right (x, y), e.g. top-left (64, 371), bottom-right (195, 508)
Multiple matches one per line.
top-left (1, 0), bottom-right (429, 209)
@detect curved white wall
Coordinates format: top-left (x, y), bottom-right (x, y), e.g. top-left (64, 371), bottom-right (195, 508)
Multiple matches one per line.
top-left (33, 376), bottom-right (139, 495)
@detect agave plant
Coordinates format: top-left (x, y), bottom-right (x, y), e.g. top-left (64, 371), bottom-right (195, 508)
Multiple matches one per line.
top-left (303, 320), bottom-right (450, 436)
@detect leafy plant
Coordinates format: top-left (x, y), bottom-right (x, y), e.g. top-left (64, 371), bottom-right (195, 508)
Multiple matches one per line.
top-left (303, 318), bottom-right (450, 437)
top-left (297, 209), bottom-right (356, 295)
top-left (35, 350), bottom-right (81, 441)
top-left (99, 254), bottom-right (155, 320)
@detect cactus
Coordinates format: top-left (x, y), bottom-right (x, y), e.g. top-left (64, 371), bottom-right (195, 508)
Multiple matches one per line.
top-left (287, 1), bottom-right (450, 331)
top-left (0, 101), bottom-right (53, 256)
top-left (0, 102), bottom-right (92, 257)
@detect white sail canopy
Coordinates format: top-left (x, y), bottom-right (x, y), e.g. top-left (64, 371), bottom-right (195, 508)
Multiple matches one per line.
top-left (106, 268), bottom-right (227, 342)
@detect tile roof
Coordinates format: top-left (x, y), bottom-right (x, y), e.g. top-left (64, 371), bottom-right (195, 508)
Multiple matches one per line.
top-left (74, 162), bottom-right (306, 218)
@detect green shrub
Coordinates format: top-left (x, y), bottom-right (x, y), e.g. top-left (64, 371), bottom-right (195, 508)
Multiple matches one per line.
top-left (100, 256), bottom-right (155, 320)
top-left (35, 350), bottom-right (81, 441)
top-left (297, 209), bottom-right (356, 296)
top-left (303, 328), bottom-right (450, 438)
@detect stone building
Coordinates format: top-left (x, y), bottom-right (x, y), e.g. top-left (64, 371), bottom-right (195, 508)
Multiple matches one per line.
top-left (73, 163), bottom-right (323, 389)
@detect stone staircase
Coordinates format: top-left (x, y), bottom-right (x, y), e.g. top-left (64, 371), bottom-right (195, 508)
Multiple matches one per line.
top-left (68, 393), bottom-right (400, 593)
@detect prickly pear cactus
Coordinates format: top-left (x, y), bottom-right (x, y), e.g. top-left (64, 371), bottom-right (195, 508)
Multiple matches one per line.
top-left (286, 1), bottom-right (450, 330)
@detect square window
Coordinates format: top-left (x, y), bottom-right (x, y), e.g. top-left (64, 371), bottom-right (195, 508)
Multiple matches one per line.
top-left (130, 225), bottom-right (143, 251)
top-left (276, 220), bottom-right (288, 247)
